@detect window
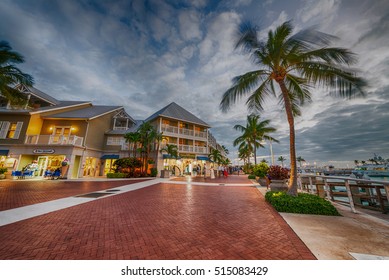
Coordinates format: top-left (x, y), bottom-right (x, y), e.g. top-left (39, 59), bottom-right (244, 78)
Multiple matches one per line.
top-left (0, 121), bottom-right (23, 139)
top-left (107, 136), bottom-right (123, 145)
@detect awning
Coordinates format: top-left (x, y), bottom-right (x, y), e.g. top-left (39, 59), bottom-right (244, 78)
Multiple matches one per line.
top-left (0, 150), bottom-right (9, 156)
top-left (100, 154), bottom-right (120, 159)
top-left (196, 156), bottom-right (209, 161)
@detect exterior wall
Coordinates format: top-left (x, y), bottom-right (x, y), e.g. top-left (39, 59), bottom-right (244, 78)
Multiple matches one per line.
top-left (40, 119), bottom-right (88, 138)
top-left (86, 112), bottom-right (117, 150)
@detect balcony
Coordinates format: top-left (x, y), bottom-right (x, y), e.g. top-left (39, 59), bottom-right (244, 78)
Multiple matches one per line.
top-left (25, 135), bottom-right (84, 146)
top-left (161, 124), bottom-right (207, 139)
top-left (160, 144), bottom-right (208, 154)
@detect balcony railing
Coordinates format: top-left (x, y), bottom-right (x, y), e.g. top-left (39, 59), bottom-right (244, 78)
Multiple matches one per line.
top-left (161, 124), bottom-right (207, 139)
top-left (160, 144), bottom-right (208, 154)
top-left (25, 135), bottom-right (84, 146)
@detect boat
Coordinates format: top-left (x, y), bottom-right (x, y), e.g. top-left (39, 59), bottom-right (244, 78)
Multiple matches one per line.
top-left (352, 164), bottom-right (389, 178)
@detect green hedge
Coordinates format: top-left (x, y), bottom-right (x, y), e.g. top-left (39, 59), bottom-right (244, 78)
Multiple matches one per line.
top-left (106, 172), bottom-right (126, 178)
top-left (248, 174), bottom-right (256, 179)
top-left (265, 191), bottom-right (340, 216)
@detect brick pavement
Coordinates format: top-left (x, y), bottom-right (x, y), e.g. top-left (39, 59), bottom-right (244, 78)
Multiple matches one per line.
top-left (0, 179), bottom-right (149, 211)
top-left (0, 176), bottom-right (315, 260)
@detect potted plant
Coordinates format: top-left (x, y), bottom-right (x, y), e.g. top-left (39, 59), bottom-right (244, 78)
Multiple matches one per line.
top-left (268, 165), bottom-right (289, 191)
top-left (61, 158), bottom-right (70, 179)
top-left (253, 162), bottom-right (269, 186)
top-left (0, 167), bottom-right (7, 179)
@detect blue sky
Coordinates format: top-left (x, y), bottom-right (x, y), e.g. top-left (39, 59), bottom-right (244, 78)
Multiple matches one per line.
top-left (1, 0), bottom-right (388, 167)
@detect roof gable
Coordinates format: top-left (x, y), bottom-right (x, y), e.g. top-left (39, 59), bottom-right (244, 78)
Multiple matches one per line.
top-left (144, 102), bottom-right (210, 127)
top-left (15, 85), bottom-right (60, 105)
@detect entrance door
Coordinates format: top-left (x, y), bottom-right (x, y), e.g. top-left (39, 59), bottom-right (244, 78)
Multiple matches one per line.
top-left (51, 126), bottom-right (71, 144)
top-left (37, 156), bottom-right (48, 176)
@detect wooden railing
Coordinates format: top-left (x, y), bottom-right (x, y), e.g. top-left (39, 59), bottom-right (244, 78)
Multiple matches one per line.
top-left (299, 174), bottom-right (389, 214)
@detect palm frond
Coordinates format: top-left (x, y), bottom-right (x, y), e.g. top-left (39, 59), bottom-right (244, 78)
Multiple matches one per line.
top-left (220, 70), bottom-right (269, 112)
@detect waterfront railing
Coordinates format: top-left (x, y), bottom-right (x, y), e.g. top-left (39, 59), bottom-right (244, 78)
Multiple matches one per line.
top-left (299, 174), bottom-right (389, 214)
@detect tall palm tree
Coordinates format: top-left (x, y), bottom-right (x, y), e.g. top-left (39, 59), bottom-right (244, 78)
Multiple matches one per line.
top-left (0, 41), bottom-right (34, 104)
top-left (238, 143), bottom-right (251, 166)
top-left (208, 148), bottom-right (223, 165)
top-left (221, 145), bottom-right (229, 155)
top-left (278, 156), bottom-right (286, 167)
top-left (234, 114), bottom-right (278, 165)
top-left (137, 122), bottom-right (158, 175)
top-left (220, 21), bottom-right (367, 195)
top-left (124, 131), bottom-right (141, 158)
top-left (297, 156), bottom-right (305, 168)
top-left (160, 144), bottom-right (178, 168)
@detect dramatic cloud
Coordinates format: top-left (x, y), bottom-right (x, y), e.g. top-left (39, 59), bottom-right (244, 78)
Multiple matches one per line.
top-left (1, 0), bottom-right (388, 167)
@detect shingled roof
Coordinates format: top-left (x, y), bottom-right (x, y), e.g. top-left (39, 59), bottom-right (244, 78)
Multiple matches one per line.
top-left (144, 102), bottom-right (210, 127)
top-left (43, 105), bottom-right (122, 120)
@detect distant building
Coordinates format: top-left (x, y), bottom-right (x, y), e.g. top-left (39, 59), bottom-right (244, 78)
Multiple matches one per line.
top-left (0, 85), bottom-right (135, 178)
top-left (0, 86), bottom-right (226, 178)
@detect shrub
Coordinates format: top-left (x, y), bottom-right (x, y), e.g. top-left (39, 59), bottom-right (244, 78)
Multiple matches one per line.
top-left (150, 167), bottom-right (158, 177)
top-left (0, 167), bottom-right (8, 174)
top-left (248, 174), bottom-right (256, 179)
top-left (106, 172), bottom-right (126, 178)
top-left (265, 191), bottom-right (340, 216)
top-left (268, 165), bottom-right (289, 180)
top-left (253, 162), bottom-right (269, 178)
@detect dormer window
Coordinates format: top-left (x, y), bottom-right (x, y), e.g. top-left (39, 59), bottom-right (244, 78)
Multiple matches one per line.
top-left (113, 110), bottom-right (134, 130)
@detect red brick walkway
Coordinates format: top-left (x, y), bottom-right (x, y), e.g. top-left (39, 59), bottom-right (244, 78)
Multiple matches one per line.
top-left (0, 176), bottom-right (315, 260)
top-left (0, 179), bottom-right (148, 211)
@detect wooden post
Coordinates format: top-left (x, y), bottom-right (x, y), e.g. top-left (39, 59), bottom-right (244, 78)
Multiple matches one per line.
top-left (324, 178), bottom-right (331, 200)
top-left (345, 180), bottom-right (357, 213)
top-left (308, 176), bottom-right (313, 193)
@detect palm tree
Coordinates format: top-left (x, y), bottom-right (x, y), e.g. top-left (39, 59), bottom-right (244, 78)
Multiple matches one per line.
top-left (238, 143), bottom-right (251, 166)
top-left (297, 156), bottom-right (305, 168)
top-left (221, 145), bottom-right (229, 155)
top-left (234, 114), bottom-right (278, 165)
top-left (137, 121), bottom-right (158, 175)
top-left (0, 41), bottom-right (34, 104)
top-left (208, 148), bottom-right (223, 166)
top-left (278, 156), bottom-right (286, 167)
top-left (160, 144), bottom-right (178, 168)
top-left (124, 131), bottom-right (141, 158)
top-left (220, 21), bottom-right (367, 195)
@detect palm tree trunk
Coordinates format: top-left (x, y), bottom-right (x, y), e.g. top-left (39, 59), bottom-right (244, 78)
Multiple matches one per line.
top-left (278, 80), bottom-right (298, 196)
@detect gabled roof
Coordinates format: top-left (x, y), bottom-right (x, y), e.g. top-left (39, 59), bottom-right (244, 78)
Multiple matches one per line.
top-left (105, 120), bottom-right (143, 135)
top-left (43, 105), bottom-right (123, 120)
top-left (16, 85), bottom-right (60, 105)
top-left (144, 102), bottom-right (210, 127)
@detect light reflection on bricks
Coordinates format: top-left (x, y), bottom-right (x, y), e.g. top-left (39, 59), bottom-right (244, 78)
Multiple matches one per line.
top-left (0, 176), bottom-right (316, 260)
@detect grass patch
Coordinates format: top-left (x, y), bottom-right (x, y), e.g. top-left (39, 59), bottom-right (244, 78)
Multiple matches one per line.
top-left (265, 191), bottom-right (340, 216)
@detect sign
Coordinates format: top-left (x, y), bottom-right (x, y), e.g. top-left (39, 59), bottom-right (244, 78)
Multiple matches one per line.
top-left (33, 149), bottom-right (55, 154)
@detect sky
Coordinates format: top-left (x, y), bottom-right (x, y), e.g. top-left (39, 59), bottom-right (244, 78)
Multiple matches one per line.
top-left (1, 0), bottom-right (388, 168)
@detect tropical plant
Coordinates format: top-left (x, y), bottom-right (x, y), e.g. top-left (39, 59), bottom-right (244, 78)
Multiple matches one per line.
top-left (278, 156), bottom-right (286, 167)
top-left (124, 132), bottom-right (141, 158)
top-left (0, 41), bottom-right (34, 104)
top-left (0, 167), bottom-right (8, 174)
top-left (221, 145), bottom-right (229, 155)
top-left (137, 121), bottom-right (159, 175)
top-left (252, 162), bottom-right (269, 178)
top-left (268, 165), bottom-right (289, 180)
top-left (233, 114), bottom-right (278, 165)
top-left (113, 157), bottom-right (142, 176)
top-left (297, 156), bottom-right (305, 168)
top-left (208, 148), bottom-right (223, 165)
top-left (220, 21), bottom-right (367, 195)
top-left (160, 144), bottom-right (178, 169)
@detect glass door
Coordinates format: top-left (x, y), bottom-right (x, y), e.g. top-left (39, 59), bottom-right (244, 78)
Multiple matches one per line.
top-left (51, 126), bottom-right (71, 144)
top-left (37, 156), bottom-right (48, 176)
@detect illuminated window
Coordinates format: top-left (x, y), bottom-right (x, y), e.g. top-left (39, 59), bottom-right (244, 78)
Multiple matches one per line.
top-left (0, 121), bottom-right (23, 139)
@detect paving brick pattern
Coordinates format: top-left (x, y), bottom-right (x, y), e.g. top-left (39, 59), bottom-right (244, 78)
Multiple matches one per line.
top-left (0, 177), bottom-right (315, 260)
top-left (0, 179), bottom-right (148, 211)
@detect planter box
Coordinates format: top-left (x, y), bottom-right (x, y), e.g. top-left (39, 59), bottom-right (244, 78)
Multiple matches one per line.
top-left (160, 170), bottom-right (170, 178)
top-left (270, 179), bottom-right (288, 192)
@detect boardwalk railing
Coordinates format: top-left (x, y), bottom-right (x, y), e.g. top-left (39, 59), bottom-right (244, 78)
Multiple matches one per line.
top-left (299, 174), bottom-right (389, 214)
